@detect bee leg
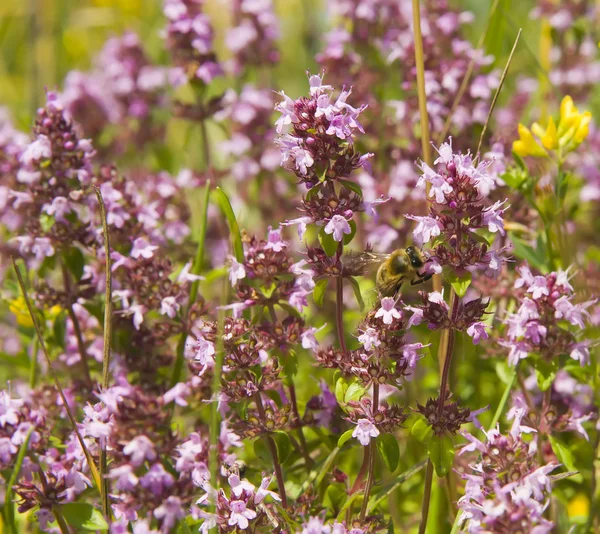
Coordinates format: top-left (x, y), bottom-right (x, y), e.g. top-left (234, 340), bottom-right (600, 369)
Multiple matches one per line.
top-left (411, 273), bottom-right (433, 286)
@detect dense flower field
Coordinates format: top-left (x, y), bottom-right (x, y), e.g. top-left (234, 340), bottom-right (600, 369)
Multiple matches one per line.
top-left (0, 0), bottom-right (599, 532)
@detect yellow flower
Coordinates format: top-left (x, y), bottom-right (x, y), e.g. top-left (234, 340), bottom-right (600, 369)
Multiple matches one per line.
top-left (513, 124), bottom-right (548, 158)
top-left (567, 493), bottom-right (589, 518)
top-left (557, 95), bottom-right (592, 150)
top-left (574, 111), bottom-right (592, 144)
top-left (8, 297), bottom-right (33, 328)
top-left (531, 116), bottom-right (558, 150)
top-left (558, 95), bottom-right (580, 133)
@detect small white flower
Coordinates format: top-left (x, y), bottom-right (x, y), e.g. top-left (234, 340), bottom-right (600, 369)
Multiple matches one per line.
top-left (352, 418), bottom-right (379, 446)
top-left (229, 258), bottom-right (246, 286)
top-left (160, 296), bottom-right (180, 319)
top-left (357, 327), bottom-right (381, 351)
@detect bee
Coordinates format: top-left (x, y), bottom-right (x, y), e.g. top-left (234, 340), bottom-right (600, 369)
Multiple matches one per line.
top-left (343, 246), bottom-right (432, 298)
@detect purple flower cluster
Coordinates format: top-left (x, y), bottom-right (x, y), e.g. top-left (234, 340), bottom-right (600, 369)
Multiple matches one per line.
top-left (502, 264), bottom-right (595, 366)
top-left (216, 85), bottom-right (280, 184)
top-left (61, 32), bottom-right (169, 147)
top-left (163, 0), bottom-right (223, 85)
top-left (7, 93), bottom-right (96, 265)
top-left (225, 0), bottom-right (279, 75)
top-left (275, 73), bottom-right (371, 190)
top-left (408, 140), bottom-right (507, 277)
top-left (407, 291), bottom-right (490, 345)
top-left (531, 1), bottom-right (600, 100)
top-left (458, 410), bottom-right (557, 533)
top-left (196, 472), bottom-right (280, 532)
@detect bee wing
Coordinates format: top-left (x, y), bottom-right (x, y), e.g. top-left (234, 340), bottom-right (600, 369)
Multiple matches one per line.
top-left (342, 251), bottom-right (390, 276)
top-left (378, 274), bottom-right (407, 298)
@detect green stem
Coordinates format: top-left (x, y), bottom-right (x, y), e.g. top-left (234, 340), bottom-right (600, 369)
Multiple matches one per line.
top-left (254, 393), bottom-right (288, 508)
top-left (420, 294), bottom-right (460, 534)
top-left (418, 461), bottom-right (435, 534)
top-left (94, 185), bottom-right (113, 522)
top-left (29, 337), bottom-right (39, 389)
top-left (53, 507), bottom-right (70, 534)
top-left (489, 366), bottom-right (518, 429)
top-left (360, 383), bottom-right (379, 520)
top-left (209, 301), bottom-right (226, 496)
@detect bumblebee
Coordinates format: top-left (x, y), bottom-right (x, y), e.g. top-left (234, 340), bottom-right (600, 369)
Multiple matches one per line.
top-left (343, 246), bottom-right (432, 298)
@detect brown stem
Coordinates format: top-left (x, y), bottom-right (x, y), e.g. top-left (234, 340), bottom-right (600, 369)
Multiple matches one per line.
top-left (266, 304), bottom-right (312, 468)
top-left (61, 263), bottom-right (92, 389)
top-left (254, 393), bottom-right (288, 508)
top-left (335, 277), bottom-right (347, 354)
top-left (288, 383), bottom-right (313, 469)
top-left (360, 383), bottom-right (379, 520)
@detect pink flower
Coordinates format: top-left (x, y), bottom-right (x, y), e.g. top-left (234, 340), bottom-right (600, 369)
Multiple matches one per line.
top-left (123, 435), bottom-right (157, 466)
top-left (417, 162), bottom-right (453, 203)
top-left (352, 418), bottom-right (379, 446)
top-left (131, 237), bottom-right (158, 259)
top-left (20, 135), bottom-right (52, 166)
top-left (108, 465), bottom-right (139, 492)
top-left (254, 476), bottom-right (281, 504)
top-left (375, 297), bottom-right (402, 325)
top-left (466, 322), bottom-right (489, 344)
top-left (228, 500), bottom-right (257, 530)
top-left (407, 215), bottom-right (441, 246)
top-left (154, 496), bottom-right (184, 531)
top-left (324, 215), bottom-right (352, 242)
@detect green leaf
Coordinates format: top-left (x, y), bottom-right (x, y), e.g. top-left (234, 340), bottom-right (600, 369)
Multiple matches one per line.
top-left (376, 433), bottom-right (400, 472)
top-left (313, 278), bottom-right (329, 308)
top-left (282, 350), bottom-right (298, 379)
top-left (338, 179), bottom-right (363, 197)
top-left (337, 428), bottom-right (355, 448)
top-left (548, 436), bottom-right (583, 483)
top-left (213, 187), bottom-right (244, 262)
top-left (254, 436), bottom-right (271, 464)
top-left (64, 247), bottom-right (85, 281)
top-left (344, 382), bottom-right (367, 404)
top-left (511, 151), bottom-right (527, 172)
top-left (318, 227), bottom-right (338, 257)
top-left (325, 483), bottom-right (347, 514)
top-left (411, 417), bottom-right (433, 444)
top-left (428, 434), bottom-right (455, 477)
top-left (445, 270), bottom-right (472, 297)
top-left (334, 377), bottom-right (348, 408)
top-left (343, 219), bottom-right (357, 246)
top-left (427, 329), bottom-right (442, 362)
top-left (52, 310), bottom-right (67, 350)
top-left (4, 428), bottom-right (33, 530)
top-left (336, 491), bottom-right (361, 520)
top-left (58, 503), bottom-right (108, 531)
top-left (348, 277), bottom-right (365, 310)
top-left (272, 431), bottom-right (292, 464)
top-left (39, 213), bottom-right (55, 232)
top-left (509, 233), bottom-right (547, 272)
top-left (534, 359), bottom-right (558, 392)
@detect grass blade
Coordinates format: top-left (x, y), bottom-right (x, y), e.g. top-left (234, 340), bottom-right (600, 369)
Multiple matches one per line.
top-left (213, 186), bottom-right (244, 263)
top-left (3, 427), bottom-right (33, 533)
top-left (11, 258), bottom-right (102, 493)
top-left (93, 185), bottom-right (112, 521)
